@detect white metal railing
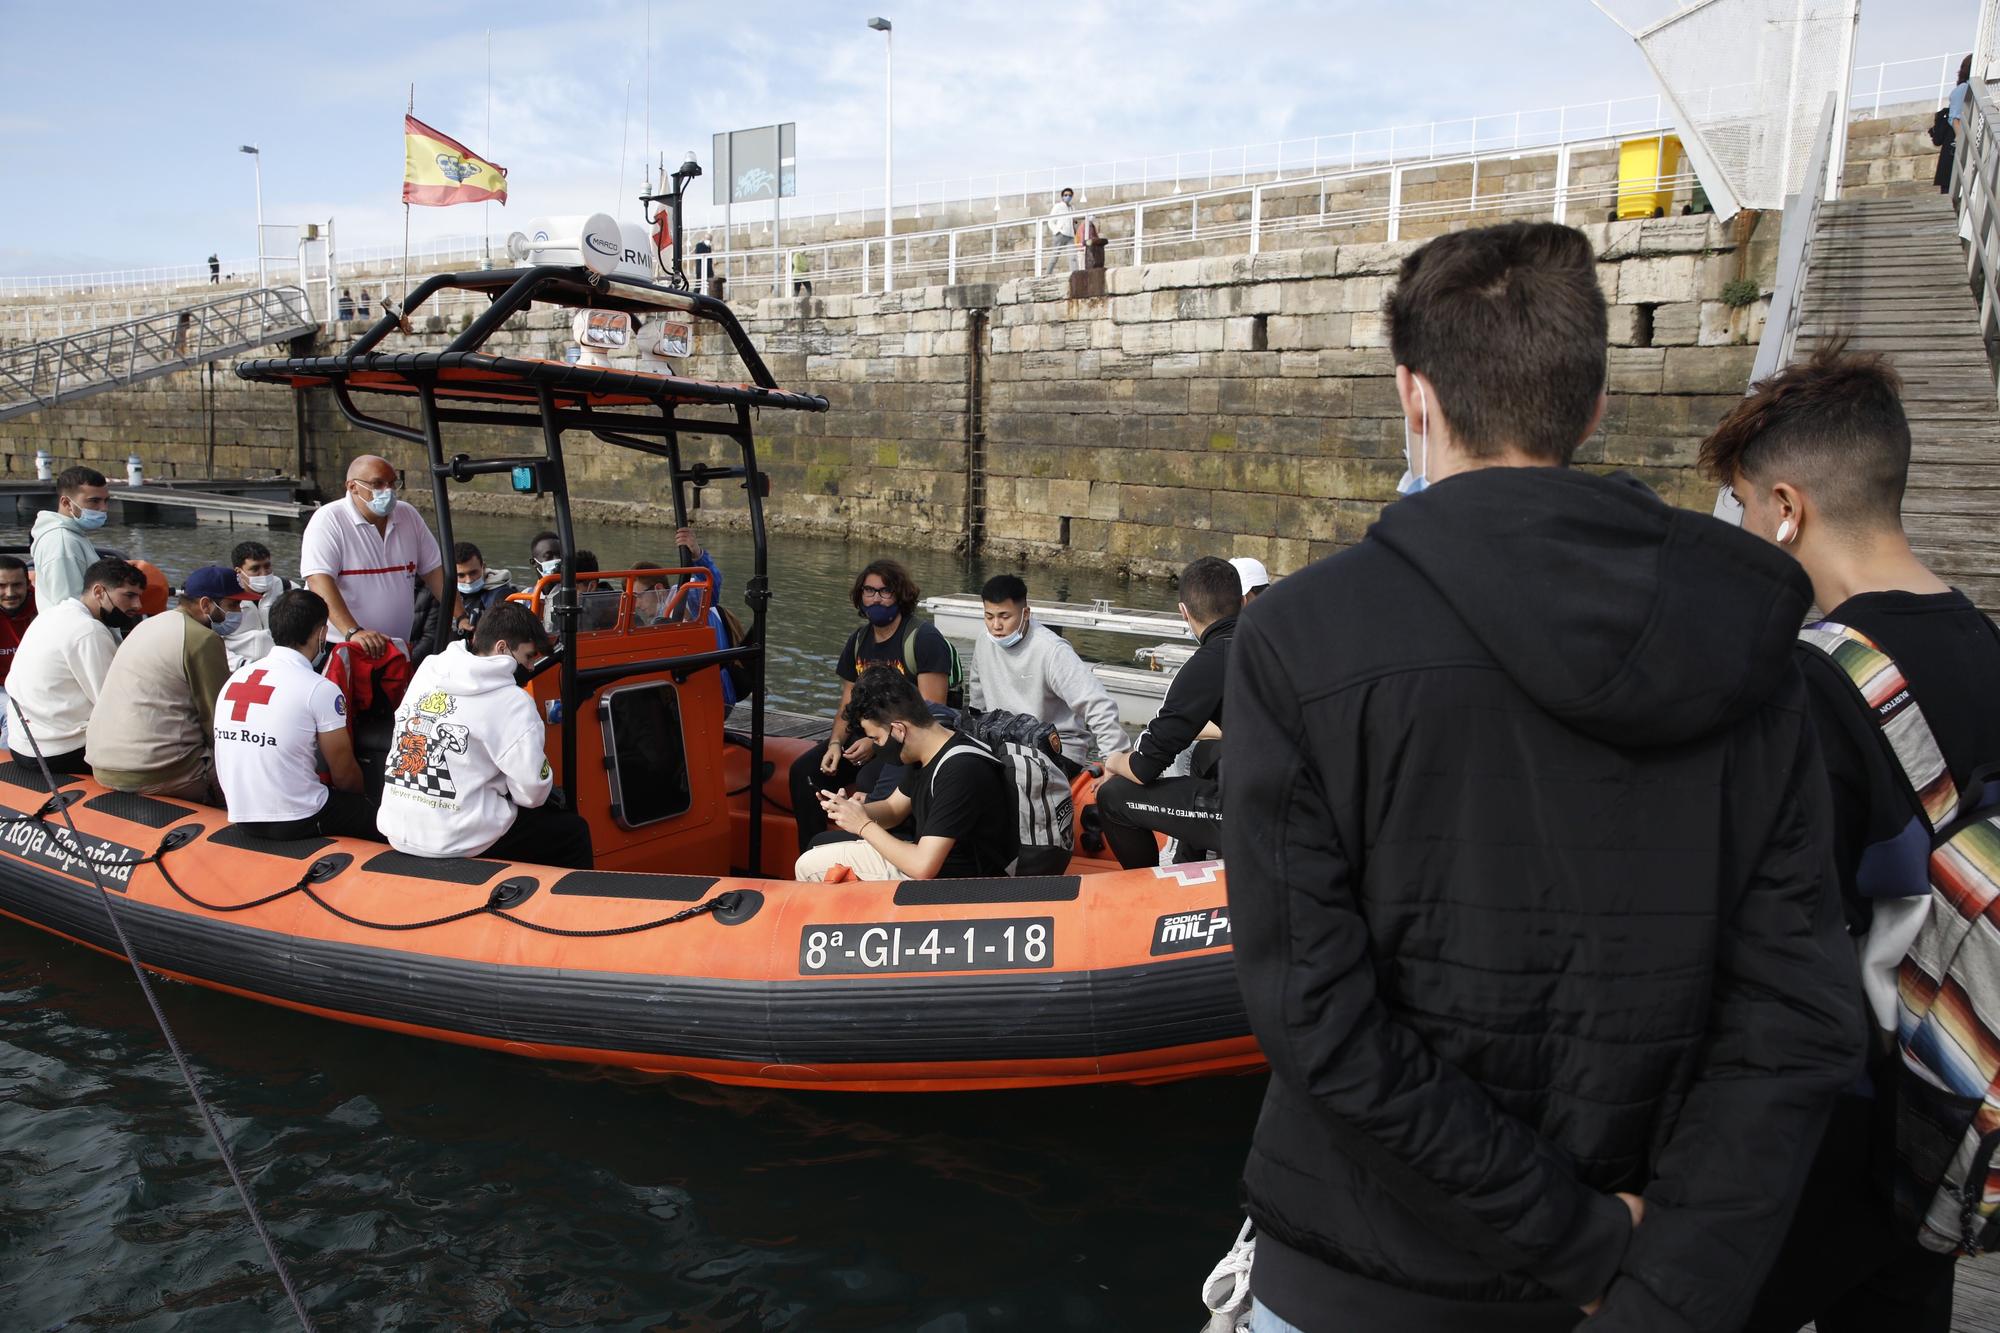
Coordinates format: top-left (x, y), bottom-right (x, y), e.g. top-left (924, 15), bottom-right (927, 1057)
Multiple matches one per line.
top-left (713, 141), bottom-right (1700, 300)
top-left (1749, 93), bottom-right (1842, 386)
top-left (1952, 77), bottom-right (2000, 394)
top-left (0, 52), bottom-right (1953, 306)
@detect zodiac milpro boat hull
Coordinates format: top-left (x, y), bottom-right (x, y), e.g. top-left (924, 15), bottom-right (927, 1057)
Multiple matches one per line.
top-left (0, 763), bottom-right (1256, 1093)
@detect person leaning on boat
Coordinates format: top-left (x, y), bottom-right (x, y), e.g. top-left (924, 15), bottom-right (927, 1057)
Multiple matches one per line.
top-left (787, 558), bottom-right (957, 854)
top-left (972, 573), bottom-right (1127, 766)
top-left (86, 564), bottom-right (257, 803)
top-left (796, 668), bottom-right (1017, 883)
top-left (3, 557), bottom-right (144, 775)
top-left (214, 589), bottom-right (383, 844)
top-left (300, 454), bottom-right (452, 659)
top-left (1224, 221), bottom-right (1863, 1333)
top-left (0, 555), bottom-right (38, 753)
top-left (376, 602), bottom-right (594, 870)
top-left (30, 465), bottom-right (110, 609)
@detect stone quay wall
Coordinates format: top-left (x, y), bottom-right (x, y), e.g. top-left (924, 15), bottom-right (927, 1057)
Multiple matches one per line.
top-left (1, 213), bottom-right (1769, 583)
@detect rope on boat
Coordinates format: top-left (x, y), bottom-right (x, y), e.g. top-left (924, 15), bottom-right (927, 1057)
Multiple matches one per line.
top-left (8, 718), bottom-right (317, 1333)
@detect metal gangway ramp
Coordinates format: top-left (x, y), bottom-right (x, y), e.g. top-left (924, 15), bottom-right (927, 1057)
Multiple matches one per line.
top-left (0, 287), bottom-right (318, 423)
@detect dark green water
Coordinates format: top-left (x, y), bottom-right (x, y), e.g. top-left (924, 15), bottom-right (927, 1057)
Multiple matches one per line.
top-left (0, 514), bottom-right (1260, 1331)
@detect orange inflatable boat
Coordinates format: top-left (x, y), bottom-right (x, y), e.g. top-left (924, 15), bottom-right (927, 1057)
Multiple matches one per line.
top-left (0, 259), bottom-right (1258, 1092)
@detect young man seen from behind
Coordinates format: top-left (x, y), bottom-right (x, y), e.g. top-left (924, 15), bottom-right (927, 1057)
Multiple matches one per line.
top-left (0, 555), bottom-right (38, 752)
top-left (1225, 221), bottom-right (1863, 1333)
top-left (1703, 344), bottom-right (2000, 1333)
top-left (87, 565), bottom-right (256, 803)
top-left (377, 602), bottom-right (593, 870)
top-left (215, 589), bottom-right (383, 843)
top-left (4, 557), bottom-right (143, 774)
top-left (1094, 556), bottom-right (1238, 869)
top-left (974, 574), bottom-right (1128, 766)
top-left (796, 668), bottom-right (1017, 883)
top-left (30, 465), bottom-right (110, 608)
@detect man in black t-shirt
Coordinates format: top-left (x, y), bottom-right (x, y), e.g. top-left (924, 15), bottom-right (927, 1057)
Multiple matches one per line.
top-left (1704, 342), bottom-right (2000, 1333)
top-left (795, 668), bottom-right (1017, 882)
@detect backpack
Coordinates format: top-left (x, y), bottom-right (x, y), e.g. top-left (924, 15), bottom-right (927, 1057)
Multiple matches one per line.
top-left (715, 605), bottom-right (753, 702)
top-left (1932, 106), bottom-right (1955, 147)
top-left (1799, 621), bottom-right (2000, 1255)
top-left (846, 620), bottom-right (964, 708)
top-left (929, 732), bottom-right (1075, 877)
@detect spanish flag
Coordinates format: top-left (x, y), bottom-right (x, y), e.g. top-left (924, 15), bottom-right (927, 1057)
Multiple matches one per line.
top-left (403, 115), bottom-right (508, 207)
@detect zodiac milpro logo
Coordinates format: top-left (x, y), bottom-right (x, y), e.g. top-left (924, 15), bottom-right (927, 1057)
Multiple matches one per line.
top-left (435, 153), bottom-right (480, 183)
top-left (1150, 906), bottom-right (1230, 955)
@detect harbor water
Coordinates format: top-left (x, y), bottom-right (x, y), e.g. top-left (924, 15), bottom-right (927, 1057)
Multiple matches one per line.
top-left (0, 514), bottom-right (1261, 1331)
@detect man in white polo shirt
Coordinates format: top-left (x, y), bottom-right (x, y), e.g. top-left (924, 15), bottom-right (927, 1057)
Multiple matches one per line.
top-left (214, 588), bottom-right (382, 842)
top-left (300, 454), bottom-right (453, 658)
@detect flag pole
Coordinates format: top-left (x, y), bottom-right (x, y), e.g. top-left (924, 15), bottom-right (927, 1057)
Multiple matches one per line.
top-left (484, 31), bottom-right (493, 268)
top-left (403, 83), bottom-right (414, 306)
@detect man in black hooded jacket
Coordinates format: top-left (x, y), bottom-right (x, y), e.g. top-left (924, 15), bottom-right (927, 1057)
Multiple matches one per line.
top-left (1225, 221), bottom-right (1864, 1333)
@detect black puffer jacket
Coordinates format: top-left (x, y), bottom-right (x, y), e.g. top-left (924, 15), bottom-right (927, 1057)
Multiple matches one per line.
top-left (1224, 467), bottom-right (1864, 1332)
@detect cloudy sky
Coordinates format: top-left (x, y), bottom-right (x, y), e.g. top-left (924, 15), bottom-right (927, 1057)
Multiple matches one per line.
top-left (0, 0), bottom-right (1978, 276)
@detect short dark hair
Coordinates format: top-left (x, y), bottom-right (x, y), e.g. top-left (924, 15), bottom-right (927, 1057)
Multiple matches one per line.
top-left (0, 555), bottom-right (26, 576)
top-left (850, 559), bottom-right (919, 617)
top-left (1697, 339), bottom-right (1911, 534)
top-left (266, 589), bottom-right (329, 649)
top-left (631, 560), bottom-right (670, 591)
top-left (980, 573), bottom-right (1027, 606)
top-left (453, 541), bottom-right (483, 564)
top-left (472, 601), bottom-right (553, 657)
top-left (232, 540), bottom-right (271, 567)
top-left (844, 665), bottom-right (933, 732)
top-left (56, 465), bottom-right (106, 498)
top-left (1384, 221), bottom-right (1607, 464)
top-left (529, 530), bottom-right (559, 551)
top-left (83, 557), bottom-right (144, 593)
top-left (573, 548), bottom-right (600, 575)
top-left (1178, 556), bottom-right (1241, 624)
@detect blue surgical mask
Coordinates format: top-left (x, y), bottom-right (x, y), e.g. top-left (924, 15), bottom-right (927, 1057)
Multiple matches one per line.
top-left (1396, 379), bottom-right (1430, 497)
top-left (458, 577), bottom-right (485, 596)
top-left (991, 626), bottom-right (1026, 650)
top-left (76, 506), bottom-right (109, 531)
top-left (212, 609), bottom-right (244, 638)
top-left (363, 486), bottom-right (395, 517)
top-left (863, 603), bottom-right (900, 627)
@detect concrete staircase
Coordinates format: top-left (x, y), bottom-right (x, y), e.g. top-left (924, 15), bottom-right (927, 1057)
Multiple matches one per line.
top-left (1796, 194), bottom-right (2000, 614)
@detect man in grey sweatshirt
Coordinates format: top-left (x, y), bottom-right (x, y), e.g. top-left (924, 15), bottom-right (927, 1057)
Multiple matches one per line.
top-left (30, 466), bottom-right (110, 609)
top-left (970, 575), bottom-right (1128, 766)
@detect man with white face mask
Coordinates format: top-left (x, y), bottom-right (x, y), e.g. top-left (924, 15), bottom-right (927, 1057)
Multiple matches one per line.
top-left (87, 565), bottom-right (256, 802)
top-left (972, 573), bottom-right (1126, 765)
top-left (301, 454), bottom-right (450, 659)
top-left (220, 538), bottom-right (288, 668)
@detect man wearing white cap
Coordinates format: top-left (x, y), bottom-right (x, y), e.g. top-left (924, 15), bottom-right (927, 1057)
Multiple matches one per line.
top-left (1229, 557), bottom-right (1271, 606)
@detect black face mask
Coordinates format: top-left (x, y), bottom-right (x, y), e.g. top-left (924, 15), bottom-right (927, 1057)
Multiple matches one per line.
top-left (874, 728), bottom-right (906, 766)
top-left (98, 605), bottom-right (141, 634)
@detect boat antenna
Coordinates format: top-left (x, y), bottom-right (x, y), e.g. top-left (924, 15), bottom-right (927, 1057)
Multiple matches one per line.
top-left (7, 713), bottom-right (316, 1330)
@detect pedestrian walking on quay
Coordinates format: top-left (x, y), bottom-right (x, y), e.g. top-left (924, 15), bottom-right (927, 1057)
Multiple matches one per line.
top-left (1225, 220), bottom-right (1863, 1332)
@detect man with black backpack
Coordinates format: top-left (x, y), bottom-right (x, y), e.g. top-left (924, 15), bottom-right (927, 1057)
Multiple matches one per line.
top-left (1705, 343), bottom-right (2000, 1332)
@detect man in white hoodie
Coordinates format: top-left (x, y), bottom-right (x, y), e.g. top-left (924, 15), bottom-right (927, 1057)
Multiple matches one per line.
top-left (972, 574), bottom-right (1128, 765)
top-left (377, 602), bottom-right (593, 869)
top-left (30, 466), bottom-right (110, 609)
top-left (5, 557), bottom-right (147, 774)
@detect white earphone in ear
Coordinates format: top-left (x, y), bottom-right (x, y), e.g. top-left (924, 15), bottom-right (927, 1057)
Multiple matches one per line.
top-left (1775, 518), bottom-right (1796, 544)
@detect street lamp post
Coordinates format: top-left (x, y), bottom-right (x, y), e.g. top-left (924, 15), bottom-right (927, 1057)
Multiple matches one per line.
top-left (239, 144), bottom-right (265, 288)
top-left (868, 17), bottom-right (893, 292)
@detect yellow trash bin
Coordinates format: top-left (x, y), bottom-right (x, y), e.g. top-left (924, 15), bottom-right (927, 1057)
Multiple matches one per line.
top-left (1616, 135), bottom-right (1685, 219)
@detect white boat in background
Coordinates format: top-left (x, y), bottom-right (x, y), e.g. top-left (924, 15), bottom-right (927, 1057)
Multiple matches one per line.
top-left (921, 594), bottom-right (1190, 727)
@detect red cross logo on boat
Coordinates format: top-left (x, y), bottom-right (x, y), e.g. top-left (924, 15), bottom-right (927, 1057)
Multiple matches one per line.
top-left (223, 669), bottom-right (276, 722)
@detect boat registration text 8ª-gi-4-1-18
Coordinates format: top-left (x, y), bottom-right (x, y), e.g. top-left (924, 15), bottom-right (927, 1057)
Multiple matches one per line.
top-left (800, 917), bottom-right (1055, 975)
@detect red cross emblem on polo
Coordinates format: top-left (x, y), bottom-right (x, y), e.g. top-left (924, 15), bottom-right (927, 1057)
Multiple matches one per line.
top-left (223, 669), bottom-right (276, 722)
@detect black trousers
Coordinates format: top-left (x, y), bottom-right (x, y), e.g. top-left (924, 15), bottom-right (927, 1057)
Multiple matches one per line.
top-left (238, 789), bottom-right (385, 843)
top-left (787, 745), bottom-right (890, 854)
top-left (482, 801), bottom-right (595, 871)
top-left (1096, 774), bottom-right (1222, 870)
top-left (9, 747), bottom-right (89, 776)
top-left (1741, 1093), bottom-right (1956, 1333)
